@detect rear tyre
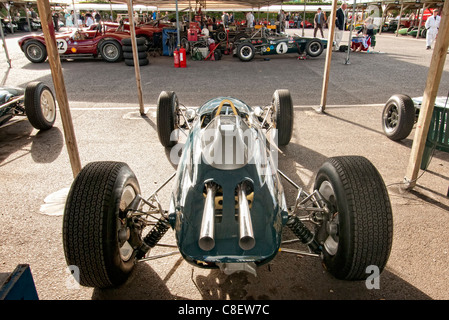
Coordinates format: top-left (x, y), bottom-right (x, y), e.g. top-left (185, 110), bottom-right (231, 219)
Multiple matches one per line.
top-left (382, 94), bottom-right (415, 141)
top-left (313, 156), bottom-right (393, 280)
top-left (157, 91), bottom-right (179, 148)
top-left (305, 38), bottom-right (324, 57)
top-left (24, 81), bottom-right (56, 130)
top-left (100, 40), bottom-right (123, 62)
top-left (236, 42), bottom-right (255, 62)
top-left (272, 89), bottom-right (293, 146)
top-left (63, 161), bottom-right (142, 288)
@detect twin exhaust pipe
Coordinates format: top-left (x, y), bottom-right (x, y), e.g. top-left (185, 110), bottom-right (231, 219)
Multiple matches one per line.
top-left (198, 181), bottom-right (255, 251)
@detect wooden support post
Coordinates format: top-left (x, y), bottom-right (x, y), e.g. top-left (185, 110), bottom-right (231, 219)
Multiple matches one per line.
top-left (404, 0), bottom-right (449, 190)
top-left (379, 3), bottom-right (385, 35)
top-left (318, 0), bottom-right (338, 113)
top-left (126, 0), bottom-right (145, 115)
top-left (416, 3), bottom-right (426, 39)
top-left (396, 0), bottom-right (404, 37)
top-left (36, 0), bottom-right (81, 178)
top-left (0, 12), bottom-right (11, 68)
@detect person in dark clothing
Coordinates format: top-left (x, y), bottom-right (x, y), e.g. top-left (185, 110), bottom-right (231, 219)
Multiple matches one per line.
top-left (52, 10), bottom-right (60, 31)
top-left (334, 2), bottom-right (347, 50)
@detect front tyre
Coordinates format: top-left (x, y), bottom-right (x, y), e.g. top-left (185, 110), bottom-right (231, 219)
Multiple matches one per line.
top-left (272, 89), bottom-right (293, 146)
top-left (24, 81), bottom-right (56, 130)
top-left (63, 161), bottom-right (142, 288)
top-left (157, 91), bottom-right (179, 148)
top-left (236, 42), bottom-right (255, 62)
top-left (23, 40), bottom-right (47, 63)
top-left (314, 156), bottom-right (393, 280)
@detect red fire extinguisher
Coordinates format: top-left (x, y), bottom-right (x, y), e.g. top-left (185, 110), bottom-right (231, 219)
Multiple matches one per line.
top-left (174, 49), bottom-right (180, 68)
top-left (179, 47), bottom-right (187, 68)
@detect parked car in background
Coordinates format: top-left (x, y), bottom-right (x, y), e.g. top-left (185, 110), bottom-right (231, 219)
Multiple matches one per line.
top-left (18, 27), bottom-right (130, 63)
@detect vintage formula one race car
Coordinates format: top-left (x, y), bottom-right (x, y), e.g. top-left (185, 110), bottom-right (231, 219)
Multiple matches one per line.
top-left (18, 27), bottom-right (129, 63)
top-left (234, 28), bottom-right (327, 62)
top-left (0, 81), bottom-right (56, 130)
top-left (63, 90), bottom-right (393, 288)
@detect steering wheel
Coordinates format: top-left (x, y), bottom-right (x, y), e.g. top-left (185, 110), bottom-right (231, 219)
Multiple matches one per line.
top-left (215, 99), bottom-right (239, 117)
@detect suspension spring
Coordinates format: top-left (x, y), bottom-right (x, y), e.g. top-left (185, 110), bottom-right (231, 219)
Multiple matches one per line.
top-left (287, 215), bottom-right (321, 254)
top-left (136, 218), bottom-right (170, 259)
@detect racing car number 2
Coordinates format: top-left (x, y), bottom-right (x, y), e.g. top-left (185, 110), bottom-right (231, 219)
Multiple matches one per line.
top-left (56, 39), bottom-right (68, 54)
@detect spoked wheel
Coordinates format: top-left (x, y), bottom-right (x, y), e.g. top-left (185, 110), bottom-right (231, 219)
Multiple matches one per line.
top-left (24, 81), bottom-right (56, 130)
top-left (63, 161), bottom-right (142, 288)
top-left (305, 39), bottom-right (324, 57)
top-left (382, 94), bottom-right (415, 141)
top-left (236, 42), bottom-right (255, 62)
top-left (313, 156), bottom-right (393, 280)
top-left (156, 91), bottom-right (179, 148)
top-left (271, 89), bottom-right (293, 146)
top-left (100, 40), bottom-right (123, 62)
top-left (23, 40), bottom-right (47, 63)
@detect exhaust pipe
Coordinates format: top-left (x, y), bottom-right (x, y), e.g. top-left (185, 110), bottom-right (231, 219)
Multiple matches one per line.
top-left (198, 182), bottom-right (218, 251)
top-left (238, 183), bottom-right (255, 251)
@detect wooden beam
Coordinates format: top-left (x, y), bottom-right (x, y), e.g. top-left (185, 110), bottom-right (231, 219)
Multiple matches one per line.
top-left (404, 0), bottom-right (449, 190)
top-left (318, 0), bottom-right (338, 113)
top-left (126, 0), bottom-right (145, 115)
top-left (396, 0), bottom-right (404, 37)
top-left (416, 2), bottom-right (426, 39)
top-left (36, 0), bottom-right (81, 178)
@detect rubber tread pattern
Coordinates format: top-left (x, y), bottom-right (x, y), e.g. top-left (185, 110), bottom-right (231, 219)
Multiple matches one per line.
top-left (63, 161), bottom-right (127, 288)
top-left (318, 156), bottom-right (393, 280)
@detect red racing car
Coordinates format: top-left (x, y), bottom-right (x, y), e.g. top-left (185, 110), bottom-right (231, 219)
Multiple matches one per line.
top-left (18, 27), bottom-right (130, 63)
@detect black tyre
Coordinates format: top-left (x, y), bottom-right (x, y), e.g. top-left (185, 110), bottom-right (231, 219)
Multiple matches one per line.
top-left (313, 156), bottom-right (393, 280)
top-left (24, 81), bottom-right (56, 130)
top-left (305, 39), bottom-right (324, 57)
top-left (121, 37), bottom-right (146, 46)
top-left (272, 89), bottom-right (293, 146)
top-left (123, 51), bottom-right (148, 59)
top-left (100, 40), bottom-right (123, 62)
top-left (237, 42), bottom-right (255, 62)
top-left (216, 30), bottom-right (227, 42)
top-left (122, 45), bottom-right (147, 52)
top-left (421, 28), bottom-right (427, 38)
top-left (382, 94), bottom-right (415, 141)
top-left (181, 36), bottom-right (190, 53)
top-left (157, 91), bottom-right (179, 148)
top-left (23, 40), bottom-right (47, 63)
top-left (124, 58), bottom-right (149, 66)
top-left (233, 32), bottom-right (250, 43)
top-left (63, 161), bottom-right (142, 288)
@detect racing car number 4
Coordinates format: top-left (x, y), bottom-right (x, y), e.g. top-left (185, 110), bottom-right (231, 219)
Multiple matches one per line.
top-left (276, 42), bottom-right (288, 54)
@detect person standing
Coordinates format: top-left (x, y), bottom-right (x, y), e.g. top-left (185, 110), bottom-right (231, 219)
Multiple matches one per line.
top-left (278, 10), bottom-right (285, 33)
top-left (425, 9), bottom-right (440, 50)
top-left (222, 12), bottom-right (229, 27)
top-left (334, 2), bottom-right (347, 50)
top-left (314, 8), bottom-right (325, 38)
top-left (246, 11), bottom-right (254, 28)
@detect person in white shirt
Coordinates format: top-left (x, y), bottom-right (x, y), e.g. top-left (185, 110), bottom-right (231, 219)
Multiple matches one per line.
top-left (246, 11), bottom-right (254, 28)
top-left (425, 9), bottom-right (441, 50)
